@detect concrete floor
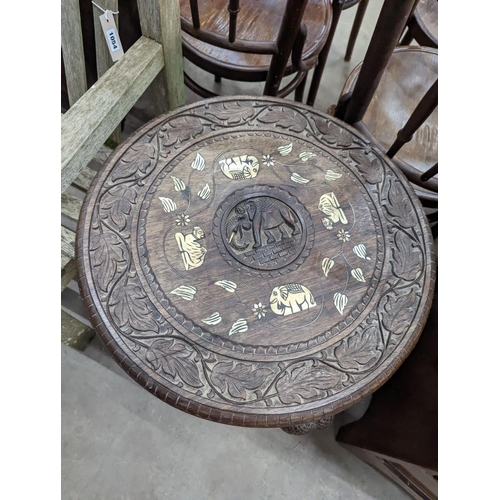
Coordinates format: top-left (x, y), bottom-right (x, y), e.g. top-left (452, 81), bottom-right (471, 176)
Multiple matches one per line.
top-left (62, 1), bottom-right (413, 497)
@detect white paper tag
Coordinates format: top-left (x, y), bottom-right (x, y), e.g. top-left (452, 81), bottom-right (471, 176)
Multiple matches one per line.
top-left (99, 11), bottom-right (124, 62)
top-left (106, 28), bottom-right (120, 52)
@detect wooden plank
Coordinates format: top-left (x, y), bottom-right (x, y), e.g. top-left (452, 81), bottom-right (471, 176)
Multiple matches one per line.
top-left (61, 0), bottom-right (87, 106)
top-left (61, 193), bottom-right (83, 223)
top-left (73, 166), bottom-right (98, 192)
top-left (61, 36), bottom-right (164, 193)
top-left (159, 0), bottom-right (186, 110)
top-left (136, 0), bottom-right (169, 115)
top-left (61, 226), bottom-right (76, 269)
top-left (92, 0), bottom-right (121, 144)
top-left (93, 144), bottom-right (114, 165)
top-left (136, 0), bottom-right (185, 113)
top-left (61, 259), bottom-right (78, 292)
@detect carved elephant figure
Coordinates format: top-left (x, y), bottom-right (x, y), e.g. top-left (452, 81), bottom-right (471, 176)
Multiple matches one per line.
top-left (245, 198), bottom-right (300, 249)
top-left (269, 284), bottom-right (316, 316)
top-left (226, 205), bottom-right (252, 251)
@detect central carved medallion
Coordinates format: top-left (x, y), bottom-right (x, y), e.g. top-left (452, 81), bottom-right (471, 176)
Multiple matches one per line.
top-left (213, 186), bottom-right (314, 276)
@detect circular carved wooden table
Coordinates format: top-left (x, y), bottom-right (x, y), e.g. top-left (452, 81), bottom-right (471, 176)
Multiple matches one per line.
top-left (76, 96), bottom-right (435, 433)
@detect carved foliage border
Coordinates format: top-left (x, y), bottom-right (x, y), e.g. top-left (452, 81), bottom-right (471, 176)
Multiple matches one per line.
top-left (87, 99), bottom-right (431, 413)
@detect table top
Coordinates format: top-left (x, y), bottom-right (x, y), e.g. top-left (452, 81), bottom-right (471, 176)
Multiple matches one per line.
top-left (76, 96), bottom-right (435, 428)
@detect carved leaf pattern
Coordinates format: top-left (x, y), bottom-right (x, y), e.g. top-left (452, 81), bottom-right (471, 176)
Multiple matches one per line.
top-left (211, 362), bottom-right (273, 400)
top-left (90, 232), bottom-right (126, 292)
top-left (111, 140), bottom-right (157, 182)
top-left (314, 118), bottom-right (353, 147)
top-left (382, 289), bottom-right (417, 335)
top-left (160, 116), bottom-right (204, 147)
top-left (276, 363), bottom-right (342, 405)
top-left (334, 326), bottom-right (380, 370)
top-left (258, 108), bottom-right (307, 132)
top-left (109, 283), bottom-right (159, 333)
top-left (391, 231), bottom-right (423, 281)
top-left (146, 339), bottom-right (203, 388)
top-left (100, 185), bottom-right (137, 230)
top-left (385, 180), bottom-right (417, 228)
top-left (204, 101), bottom-right (255, 124)
top-left (349, 152), bottom-right (383, 184)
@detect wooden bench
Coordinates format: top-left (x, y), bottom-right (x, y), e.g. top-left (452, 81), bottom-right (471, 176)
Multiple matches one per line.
top-left (61, 0), bottom-right (185, 349)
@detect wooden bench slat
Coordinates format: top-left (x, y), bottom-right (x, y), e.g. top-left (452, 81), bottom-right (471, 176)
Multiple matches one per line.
top-left (93, 144), bottom-right (114, 166)
top-left (61, 0), bottom-right (87, 106)
top-left (61, 226), bottom-right (76, 269)
top-left (62, 226), bottom-right (77, 291)
top-left (61, 260), bottom-right (78, 292)
top-left (61, 193), bottom-right (84, 223)
top-left (73, 166), bottom-right (98, 192)
top-left (61, 36), bottom-right (164, 193)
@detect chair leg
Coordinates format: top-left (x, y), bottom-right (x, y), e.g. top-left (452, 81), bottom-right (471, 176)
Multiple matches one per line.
top-left (344, 0), bottom-right (369, 62)
top-left (294, 72), bottom-right (308, 103)
top-left (306, 0), bottom-right (345, 106)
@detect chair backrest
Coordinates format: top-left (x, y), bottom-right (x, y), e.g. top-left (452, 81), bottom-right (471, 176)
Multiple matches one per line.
top-left (61, 0), bottom-right (186, 193)
top-left (334, 0), bottom-right (438, 194)
top-left (181, 0), bottom-right (311, 96)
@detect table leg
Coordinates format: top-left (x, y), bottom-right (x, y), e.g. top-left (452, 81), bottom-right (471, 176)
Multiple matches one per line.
top-left (281, 415), bottom-right (334, 435)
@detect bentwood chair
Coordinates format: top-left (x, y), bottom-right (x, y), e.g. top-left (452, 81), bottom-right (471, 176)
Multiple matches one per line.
top-left (179, 0), bottom-right (371, 105)
top-left (400, 0), bottom-right (438, 48)
top-left (332, 0), bottom-right (438, 215)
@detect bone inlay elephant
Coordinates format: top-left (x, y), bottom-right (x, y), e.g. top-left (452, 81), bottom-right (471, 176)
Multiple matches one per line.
top-left (269, 283), bottom-right (316, 316)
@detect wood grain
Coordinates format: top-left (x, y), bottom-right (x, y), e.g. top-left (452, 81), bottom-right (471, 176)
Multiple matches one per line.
top-left (341, 46), bottom-right (438, 187)
top-left (411, 0), bottom-right (438, 48)
top-left (73, 166), bottom-right (98, 192)
top-left (61, 36), bottom-right (164, 193)
top-left (92, 0), bottom-right (121, 144)
top-left (61, 0), bottom-right (87, 106)
top-left (180, 0), bottom-right (332, 79)
top-left (136, 0), bottom-right (186, 113)
top-left (76, 96), bottom-right (436, 428)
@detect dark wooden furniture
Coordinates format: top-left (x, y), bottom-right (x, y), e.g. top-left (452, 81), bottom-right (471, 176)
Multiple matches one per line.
top-left (400, 0), bottom-right (438, 48)
top-left (76, 96), bottom-right (435, 432)
top-left (336, 277), bottom-right (438, 499)
top-left (333, 0), bottom-right (438, 212)
top-left (180, 0), bottom-right (370, 105)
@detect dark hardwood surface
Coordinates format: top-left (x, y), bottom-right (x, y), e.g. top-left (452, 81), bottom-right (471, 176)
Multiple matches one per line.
top-left (337, 276), bottom-right (438, 499)
top-left (340, 46), bottom-right (438, 197)
top-left (415, 0), bottom-right (438, 45)
top-left (76, 96), bottom-right (436, 428)
top-left (180, 0), bottom-right (333, 80)
top-left (402, 0), bottom-right (438, 48)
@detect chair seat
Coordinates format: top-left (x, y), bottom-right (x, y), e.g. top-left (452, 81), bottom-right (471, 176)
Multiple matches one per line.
top-left (180, 0), bottom-right (332, 81)
top-left (414, 0), bottom-right (438, 47)
top-left (341, 46), bottom-right (438, 186)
